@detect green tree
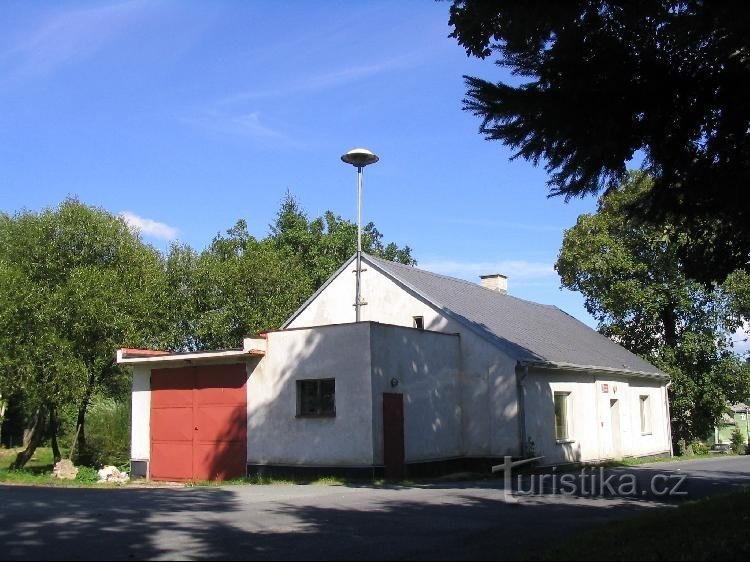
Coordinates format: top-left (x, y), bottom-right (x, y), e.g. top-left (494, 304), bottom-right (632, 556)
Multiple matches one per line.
top-left (269, 194), bottom-right (414, 288)
top-left (187, 220), bottom-right (314, 350)
top-left (165, 195), bottom-right (415, 352)
top-left (730, 427), bottom-right (746, 455)
top-left (556, 173), bottom-right (750, 443)
top-left (0, 199), bottom-right (167, 468)
top-left (449, 1), bottom-right (750, 284)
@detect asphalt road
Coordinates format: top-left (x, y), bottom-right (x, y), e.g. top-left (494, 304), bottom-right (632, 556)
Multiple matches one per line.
top-left (1, 456), bottom-right (749, 561)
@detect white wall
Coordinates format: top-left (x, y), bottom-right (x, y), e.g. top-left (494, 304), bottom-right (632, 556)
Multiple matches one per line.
top-left (130, 366), bottom-right (151, 460)
top-left (246, 323), bottom-right (375, 467)
top-left (287, 257), bottom-right (523, 458)
top-left (523, 368), bottom-right (671, 465)
top-left (624, 379), bottom-right (671, 456)
top-left (369, 324), bottom-right (462, 464)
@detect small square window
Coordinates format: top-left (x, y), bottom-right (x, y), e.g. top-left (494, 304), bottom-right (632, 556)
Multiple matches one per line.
top-left (554, 392), bottom-right (571, 441)
top-left (413, 316), bottom-right (424, 330)
top-left (297, 379), bottom-right (336, 418)
top-left (640, 395), bottom-right (652, 434)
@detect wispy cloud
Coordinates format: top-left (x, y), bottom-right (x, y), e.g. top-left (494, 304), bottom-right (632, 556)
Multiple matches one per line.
top-left (419, 259), bottom-right (556, 281)
top-left (180, 108), bottom-right (301, 147)
top-left (218, 52), bottom-right (424, 105)
top-left (120, 211), bottom-right (178, 240)
top-left (1, 0), bottom-right (148, 82)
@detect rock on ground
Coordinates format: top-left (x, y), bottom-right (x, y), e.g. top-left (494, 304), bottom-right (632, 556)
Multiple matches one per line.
top-left (52, 459), bottom-right (78, 480)
top-left (97, 465), bottom-right (130, 483)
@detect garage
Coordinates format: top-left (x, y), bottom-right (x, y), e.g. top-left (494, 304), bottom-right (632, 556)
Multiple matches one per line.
top-left (150, 363), bottom-right (248, 481)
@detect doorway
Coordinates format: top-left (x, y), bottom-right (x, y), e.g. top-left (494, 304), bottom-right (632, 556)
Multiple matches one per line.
top-left (383, 393), bottom-right (405, 479)
top-left (609, 398), bottom-right (622, 459)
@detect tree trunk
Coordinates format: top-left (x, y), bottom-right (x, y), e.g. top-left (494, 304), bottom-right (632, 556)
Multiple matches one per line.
top-left (11, 406), bottom-right (48, 470)
top-left (22, 408), bottom-right (42, 449)
top-left (75, 371), bottom-right (98, 453)
top-left (661, 304), bottom-right (678, 348)
top-left (49, 407), bottom-right (62, 463)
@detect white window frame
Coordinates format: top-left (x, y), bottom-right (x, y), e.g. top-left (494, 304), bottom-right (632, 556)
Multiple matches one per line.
top-left (639, 394), bottom-right (652, 435)
top-left (554, 391), bottom-right (572, 443)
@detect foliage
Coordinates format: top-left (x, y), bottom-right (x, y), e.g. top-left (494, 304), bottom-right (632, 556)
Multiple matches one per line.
top-left (556, 173), bottom-right (750, 442)
top-left (691, 442), bottom-right (709, 456)
top-left (0, 199), bottom-right (168, 467)
top-left (75, 398), bottom-right (130, 468)
top-left (74, 466), bottom-right (100, 483)
top-left (270, 194), bottom-right (415, 288)
top-left (165, 194), bottom-right (415, 351)
top-left (449, 1), bottom-right (750, 284)
top-left (730, 427), bottom-right (746, 455)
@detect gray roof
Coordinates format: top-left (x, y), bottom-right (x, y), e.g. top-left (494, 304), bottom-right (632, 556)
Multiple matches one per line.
top-left (365, 254), bottom-right (665, 378)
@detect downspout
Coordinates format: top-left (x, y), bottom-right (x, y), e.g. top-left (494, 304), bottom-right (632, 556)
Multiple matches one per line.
top-left (516, 363), bottom-right (529, 457)
top-left (665, 381), bottom-right (673, 457)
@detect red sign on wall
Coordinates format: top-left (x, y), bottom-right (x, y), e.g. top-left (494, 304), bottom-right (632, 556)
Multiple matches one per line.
top-left (601, 383), bottom-right (609, 393)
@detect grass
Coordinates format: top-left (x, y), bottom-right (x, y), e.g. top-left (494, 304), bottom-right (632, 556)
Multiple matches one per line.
top-left (0, 447), bottom-right (118, 487)
top-left (599, 452), bottom-right (740, 469)
top-left (0, 446), bottom-right (61, 486)
top-left (187, 474), bottom-right (404, 487)
top-left (188, 475), bottom-right (348, 487)
top-left (0, 447), bottom-right (394, 488)
top-left (527, 488), bottom-right (750, 561)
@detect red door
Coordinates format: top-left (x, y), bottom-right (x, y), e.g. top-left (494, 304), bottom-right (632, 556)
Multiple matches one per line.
top-left (150, 364), bottom-right (247, 481)
top-left (383, 393), bottom-right (405, 480)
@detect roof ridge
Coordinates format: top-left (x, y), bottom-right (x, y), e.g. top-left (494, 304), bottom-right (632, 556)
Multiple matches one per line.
top-left (364, 253), bottom-right (557, 310)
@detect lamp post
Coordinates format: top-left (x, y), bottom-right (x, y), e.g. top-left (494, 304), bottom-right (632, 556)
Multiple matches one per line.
top-left (341, 147), bottom-right (379, 322)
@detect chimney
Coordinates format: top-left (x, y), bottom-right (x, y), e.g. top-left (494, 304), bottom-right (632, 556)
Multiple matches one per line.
top-left (480, 273), bottom-right (508, 294)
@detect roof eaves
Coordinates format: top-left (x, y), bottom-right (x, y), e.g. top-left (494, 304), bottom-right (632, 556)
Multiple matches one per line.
top-left (519, 359), bottom-right (669, 381)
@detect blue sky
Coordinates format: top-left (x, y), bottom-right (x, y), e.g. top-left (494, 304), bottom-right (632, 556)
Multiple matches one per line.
top-left (1, 1), bottom-right (605, 328)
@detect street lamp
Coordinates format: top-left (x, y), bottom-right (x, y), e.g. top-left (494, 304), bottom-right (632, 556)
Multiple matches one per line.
top-left (341, 147), bottom-right (379, 322)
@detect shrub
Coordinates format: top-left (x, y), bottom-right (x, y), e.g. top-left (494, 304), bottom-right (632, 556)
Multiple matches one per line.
top-left (677, 439), bottom-right (693, 456)
top-left (74, 466), bottom-right (99, 483)
top-left (692, 441), bottom-right (709, 456)
top-left (75, 398), bottom-right (130, 468)
top-left (730, 428), bottom-right (746, 455)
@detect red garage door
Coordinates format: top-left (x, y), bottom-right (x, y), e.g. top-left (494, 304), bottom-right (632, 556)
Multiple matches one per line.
top-left (150, 363), bottom-right (247, 481)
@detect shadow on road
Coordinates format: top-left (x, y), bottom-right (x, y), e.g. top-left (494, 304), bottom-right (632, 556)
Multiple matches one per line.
top-left (1, 458), bottom-right (748, 561)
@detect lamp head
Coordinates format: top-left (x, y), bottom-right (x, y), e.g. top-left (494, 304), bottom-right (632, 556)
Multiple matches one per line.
top-left (341, 147), bottom-right (379, 168)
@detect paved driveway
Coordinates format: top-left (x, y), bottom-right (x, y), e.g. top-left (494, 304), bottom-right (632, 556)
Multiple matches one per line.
top-left (1, 456), bottom-right (748, 561)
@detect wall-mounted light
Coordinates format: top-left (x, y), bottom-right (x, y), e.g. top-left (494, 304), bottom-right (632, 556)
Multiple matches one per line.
top-left (390, 378), bottom-right (399, 388)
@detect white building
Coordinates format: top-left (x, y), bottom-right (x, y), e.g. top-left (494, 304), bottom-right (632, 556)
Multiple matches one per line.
top-left (119, 253), bottom-right (672, 481)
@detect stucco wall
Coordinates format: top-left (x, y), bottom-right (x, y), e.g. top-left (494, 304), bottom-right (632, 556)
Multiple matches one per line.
top-left (369, 323), bottom-right (462, 464)
top-left (287, 258), bottom-right (523, 458)
top-left (523, 368), bottom-right (670, 465)
top-left (246, 323), bottom-right (375, 467)
top-left (130, 366), bottom-right (151, 460)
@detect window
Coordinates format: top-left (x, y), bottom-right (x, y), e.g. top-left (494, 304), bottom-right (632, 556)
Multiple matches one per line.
top-left (554, 392), bottom-right (570, 441)
top-left (413, 316), bottom-right (424, 330)
top-left (297, 379), bottom-right (336, 417)
top-left (640, 395), bottom-right (652, 434)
